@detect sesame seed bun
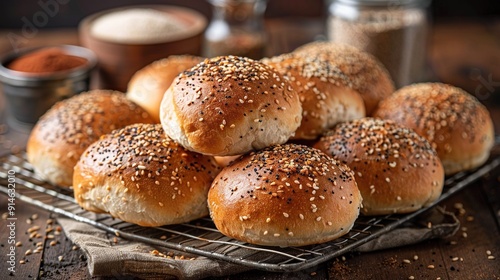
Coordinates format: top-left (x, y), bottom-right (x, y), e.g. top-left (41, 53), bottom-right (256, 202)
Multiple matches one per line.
top-left (262, 52), bottom-right (366, 140)
top-left (314, 118), bottom-right (444, 216)
top-left (73, 123), bottom-right (221, 227)
top-left (127, 55), bottom-right (203, 122)
top-left (26, 90), bottom-right (154, 187)
top-left (208, 144), bottom-right (362, 246)
top-left (294, 42), bottom-right (395, 116)
top-left (373, 83), bottom-right (495, 175)
top-left (159, 55), bottom-right (302, 156)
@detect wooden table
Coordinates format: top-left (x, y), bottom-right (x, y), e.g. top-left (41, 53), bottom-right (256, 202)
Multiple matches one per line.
top-left (1, 18), bottom-right (500, 280)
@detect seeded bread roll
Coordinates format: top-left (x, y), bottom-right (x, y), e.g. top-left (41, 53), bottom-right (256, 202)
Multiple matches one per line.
top-left (27, 90), bottom-right (154, 187)
top-left (262, 52), bottom-right (365, 140)
top-left (160, 55), bottom-right (302, 156)
top-left (73, 123), bottom-right (221, 227)
top-left (373, 83), bottom-right (495, 175)
top-left (208, 144), bottom-right (362, 246)
top-left (294, 42), bottom-right (395, 116)
top-left (127, 55), bottom-right (203, 122)
top-left (314, 118), bottom-right (444, 215)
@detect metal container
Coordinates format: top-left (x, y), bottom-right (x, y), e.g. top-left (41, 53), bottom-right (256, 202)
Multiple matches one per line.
top-left (328, 0), bottom-right (431, 88)
top-left (0, 45), bottom-right (97, 125)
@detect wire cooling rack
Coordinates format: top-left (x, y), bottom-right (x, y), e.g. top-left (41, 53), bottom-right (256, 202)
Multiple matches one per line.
top-left (1, 152), bottom-right (500, 272)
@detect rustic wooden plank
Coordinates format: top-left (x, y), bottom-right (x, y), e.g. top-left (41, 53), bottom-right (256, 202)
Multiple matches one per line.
top-left (328, 175), bottom-right (500, 280)
top-left (38, 213), bottom-right (92, 280)
top-left (435, 178), bottom-right (500, 279)
top-left (0, 195), bottom-right (50, 279)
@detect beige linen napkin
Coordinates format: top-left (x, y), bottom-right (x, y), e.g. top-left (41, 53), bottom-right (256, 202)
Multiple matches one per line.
top-left (57, 206), bottom-right (459, 280)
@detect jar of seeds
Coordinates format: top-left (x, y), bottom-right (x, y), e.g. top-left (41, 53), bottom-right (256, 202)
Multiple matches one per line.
top-left (328, 0), bottom-right (430, 88)
top-left (204, 0), bottom-right (267, 59)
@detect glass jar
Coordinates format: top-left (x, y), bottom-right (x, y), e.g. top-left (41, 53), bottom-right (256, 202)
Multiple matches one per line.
top-left (203, 0), bottom-right (267, 59)
top-left (328, 0), bottom-right (430, 88)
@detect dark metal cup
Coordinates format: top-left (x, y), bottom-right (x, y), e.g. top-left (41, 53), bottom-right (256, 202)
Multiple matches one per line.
top-left (0, 45), bottom-right (97, 125)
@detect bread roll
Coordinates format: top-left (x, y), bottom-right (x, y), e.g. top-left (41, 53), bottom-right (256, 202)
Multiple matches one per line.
top-left (294, 42), bottom-right (395, 116)
top-left (127, 55), bottom-right (203, 122)
top-left (262, 52), bottom-right (365, 140)
top-left (208, 144), bottom-right (362, 246)
top-left (160, 55), bottom-right (302, 156)
top-left (373, 83), bottom-right (494, 174)
top-left (26, 90), bottom-right (154, 187)
top-left (73, 123), bottom-right (221, 227)
top-left (314, 118), bottom-right (444, 216)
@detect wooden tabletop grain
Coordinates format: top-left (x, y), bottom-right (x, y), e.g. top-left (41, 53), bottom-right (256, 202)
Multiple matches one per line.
top-left (0, 18), bottom-right (500, 280)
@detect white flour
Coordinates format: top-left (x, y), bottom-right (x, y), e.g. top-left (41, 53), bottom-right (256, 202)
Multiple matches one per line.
top-left (91, 8), bottom-right (187, 44)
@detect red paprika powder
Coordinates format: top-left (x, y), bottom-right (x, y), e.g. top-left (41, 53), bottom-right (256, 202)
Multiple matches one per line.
top-left (8, 48), bottom-right (88, 73)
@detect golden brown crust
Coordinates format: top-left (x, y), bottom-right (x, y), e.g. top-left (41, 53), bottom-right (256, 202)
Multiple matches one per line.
top-left (262, 52), bottom-right (365, 140)
top-left (373, 83), bottom-right (495, 174)
top-left (208, 144), bottom-right (362, 246)
top-left (127, 55), bottom-right (203, 122)
top-left (314, 118), bottom-right (444, 216)
top-left (294, 42), bottom-right (395, 116)
top-left (160, 55), bottom-right (302, 156)
top-left (73, 123), bottom-right (221, 227)
top-left (26, 90), bottom-right (154, 187)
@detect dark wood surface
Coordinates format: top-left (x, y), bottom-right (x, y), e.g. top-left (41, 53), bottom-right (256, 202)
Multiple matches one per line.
top-left (1, 18), bottom-right (500, 279)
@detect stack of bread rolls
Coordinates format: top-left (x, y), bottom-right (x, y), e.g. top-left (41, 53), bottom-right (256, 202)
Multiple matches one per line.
top-left (25, 41), bottom-right (495, 247)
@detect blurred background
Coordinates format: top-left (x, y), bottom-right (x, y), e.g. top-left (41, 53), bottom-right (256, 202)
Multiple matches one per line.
top-left (0, 0), bottom-right (499, 28)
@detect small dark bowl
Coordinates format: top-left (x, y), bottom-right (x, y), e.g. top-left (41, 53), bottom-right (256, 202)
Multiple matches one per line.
top-left (0, 45), bottom-right (97, 125)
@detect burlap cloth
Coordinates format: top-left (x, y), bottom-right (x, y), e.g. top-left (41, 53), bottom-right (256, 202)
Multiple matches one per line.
top-left (57, 206), bottom-right (459, 279)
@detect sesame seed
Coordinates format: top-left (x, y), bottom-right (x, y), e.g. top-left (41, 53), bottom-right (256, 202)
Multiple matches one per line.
top-left (266, 217), bottom-right (271, 223)
top-left (316, 217), bottom-right (322, 221)
top-left (299, 214), bottom-right (304, 220)
top-left (427, 265), bottom-right (435, 269)
top-left (283, 212), bottom-right (289, 218)
top-left (274, 233), bottom-right (280, 237)
top-left (403, 259), bottom-right (411, 264)
top-left (488, 256), bottom-right (495, 260)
